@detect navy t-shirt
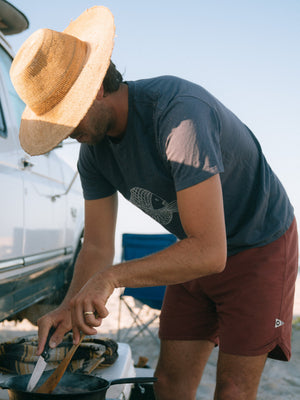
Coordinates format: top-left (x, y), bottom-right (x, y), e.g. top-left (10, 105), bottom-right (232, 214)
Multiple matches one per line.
top-left (78, 76), bottom-right (294, 256)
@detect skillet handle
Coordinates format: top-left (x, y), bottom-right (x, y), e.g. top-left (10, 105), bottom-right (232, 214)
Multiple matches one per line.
top-left (0, 376), bottom-right (17, 390)
top-left (110, 377), bottom-right (157, 386)
top-left (0, 381), bottom-right (9, 390)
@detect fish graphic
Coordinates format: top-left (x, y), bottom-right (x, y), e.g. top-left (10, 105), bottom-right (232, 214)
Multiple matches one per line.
top-left (130, 187), bottom-right (178, 225)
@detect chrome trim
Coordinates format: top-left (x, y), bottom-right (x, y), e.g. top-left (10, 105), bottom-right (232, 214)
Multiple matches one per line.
top-left (0, 254), bottom-right (73, 282)
top-left (24, 249), bottom-right (66, 266)
top-left (0, 247), bottom-right (74, 272)
top-left (65, 246), bottom-right (73, 255)
top-left (0, 258), bottom-right (23, 270)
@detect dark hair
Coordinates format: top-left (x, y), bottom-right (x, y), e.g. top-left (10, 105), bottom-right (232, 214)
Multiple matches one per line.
top-left (102, 61), bottom-right (123, 93)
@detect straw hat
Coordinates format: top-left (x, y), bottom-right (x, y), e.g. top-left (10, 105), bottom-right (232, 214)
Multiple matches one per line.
top-left (10, 6), bottom-right (115, 155)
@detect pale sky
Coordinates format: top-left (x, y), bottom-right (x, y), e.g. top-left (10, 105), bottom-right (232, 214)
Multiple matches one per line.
top-left (7, 0), bottom-right (300, 260)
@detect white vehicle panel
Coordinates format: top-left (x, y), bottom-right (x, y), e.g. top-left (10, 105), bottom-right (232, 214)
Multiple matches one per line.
top-left (0, 1), bottom-right (84, 322)
top-left (22, 153), bottom-right (67, 257)
top-left (0, 44), bottom-right (23, 262)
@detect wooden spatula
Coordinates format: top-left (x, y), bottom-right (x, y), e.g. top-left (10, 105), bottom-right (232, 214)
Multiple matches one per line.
top-left (35, 334), bottom-right (85, 394)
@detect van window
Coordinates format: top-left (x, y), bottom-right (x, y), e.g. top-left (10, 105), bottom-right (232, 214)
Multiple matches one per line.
top-left (0, 46), bottom-right (25, 126)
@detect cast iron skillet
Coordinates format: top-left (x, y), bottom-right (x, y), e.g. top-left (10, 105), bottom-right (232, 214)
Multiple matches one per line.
top-left (0, 370), bottom-right (157, 400)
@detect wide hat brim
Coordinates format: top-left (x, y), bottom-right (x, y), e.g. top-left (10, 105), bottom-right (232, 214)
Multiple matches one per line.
top-left (19, 6), bottom-right (115, 155)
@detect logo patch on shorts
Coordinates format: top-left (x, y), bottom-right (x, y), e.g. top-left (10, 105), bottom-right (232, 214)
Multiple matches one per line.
top-left (275, 318), bottom-right (284, 328)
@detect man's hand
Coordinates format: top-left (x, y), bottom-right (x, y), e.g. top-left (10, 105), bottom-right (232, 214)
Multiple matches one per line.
top-left (69, 270), bottom-right (115, 344)
top-left (36, 304), bottom-right (72, 355)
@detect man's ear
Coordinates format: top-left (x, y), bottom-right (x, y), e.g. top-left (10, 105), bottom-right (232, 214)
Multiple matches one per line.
top-left (96, 84), bottom-right (105, 100)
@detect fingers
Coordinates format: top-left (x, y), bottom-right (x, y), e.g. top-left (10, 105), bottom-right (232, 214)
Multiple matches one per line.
top-left (69, 276), bottom-right (112, 342)
top-left (83, 312), bottom-right (100, 328)
top-left (71, 304), bottom-right (98, 339)
top-left (48, 323), bottom-right (71, 349)
top-left (70, 296), bottom-right (110, 343)
top-left (36, 291), bottom-right (110, 351)
top-left (37, 318), bottom-right (54, 356)
top-left (37, 308), bottom-right (72, 355)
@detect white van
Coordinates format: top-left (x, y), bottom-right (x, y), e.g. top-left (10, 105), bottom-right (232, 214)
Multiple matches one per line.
top-left (0, 0), bottom-right (84, 323)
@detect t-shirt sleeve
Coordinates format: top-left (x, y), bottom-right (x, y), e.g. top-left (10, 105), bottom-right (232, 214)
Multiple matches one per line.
top-left (158, 96), bottom-right (224, 191)
top-left (77, 144), bottom-right (116, 200)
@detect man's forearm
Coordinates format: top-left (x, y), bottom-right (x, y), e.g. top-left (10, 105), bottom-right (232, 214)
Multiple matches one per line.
top-left (108, 176), bottom-right (227, 290)
top-left (106, 235), bottom-right (226, 290)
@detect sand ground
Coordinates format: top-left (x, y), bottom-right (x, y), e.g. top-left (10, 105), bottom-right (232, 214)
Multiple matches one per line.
top-left (0, 276), bottom-right (299, 399)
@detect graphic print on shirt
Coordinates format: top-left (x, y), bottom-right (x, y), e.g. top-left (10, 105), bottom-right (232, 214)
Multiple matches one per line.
top-left (130, 187), bottom-right (178, 226)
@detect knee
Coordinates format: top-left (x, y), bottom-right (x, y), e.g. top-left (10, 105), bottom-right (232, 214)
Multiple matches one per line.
top-left (153, 368), bottom-right (173, 400)
top-left (215, 377), bottom-right (248, 400)
top-left (154, 367), bottom-right (196, 400)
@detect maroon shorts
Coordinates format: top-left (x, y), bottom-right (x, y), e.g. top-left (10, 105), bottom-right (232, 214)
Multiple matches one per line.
top-left (159, 218), bottom-right (298, 361)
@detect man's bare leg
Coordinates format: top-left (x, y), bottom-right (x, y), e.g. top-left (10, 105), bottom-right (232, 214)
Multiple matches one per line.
top-left (214, 351), bottom-right (268, 400)
top-left (154, 339), bottom-right (215, 400)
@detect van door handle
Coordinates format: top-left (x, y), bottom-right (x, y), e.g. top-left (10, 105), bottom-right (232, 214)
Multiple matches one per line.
top-left (21, 158), bottom-right (34, 168)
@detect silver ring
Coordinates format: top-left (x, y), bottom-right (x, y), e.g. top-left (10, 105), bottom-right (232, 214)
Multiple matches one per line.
top-left (84, 311), bottom-right (94, 316)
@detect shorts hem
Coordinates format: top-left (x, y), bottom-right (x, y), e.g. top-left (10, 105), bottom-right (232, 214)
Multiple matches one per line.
top-left (220, 339), bottom-right (290, 362)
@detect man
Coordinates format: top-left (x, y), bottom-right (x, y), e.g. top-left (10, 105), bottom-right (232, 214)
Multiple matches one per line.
top-left (10, 6), bottom-right (298, 400)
